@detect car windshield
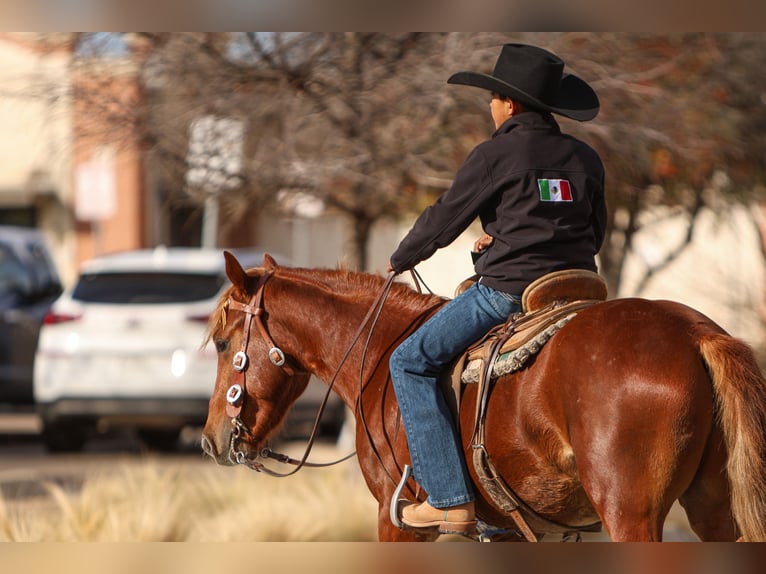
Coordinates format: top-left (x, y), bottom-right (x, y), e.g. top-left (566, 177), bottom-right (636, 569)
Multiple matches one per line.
top-left (71, 272), bottom-right (225, 304)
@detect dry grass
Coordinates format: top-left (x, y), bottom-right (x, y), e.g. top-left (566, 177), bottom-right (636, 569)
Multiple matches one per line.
top-left (0, 437), bottom-right (699, 542)
top-left (0, 454), bottom-right (378, 542)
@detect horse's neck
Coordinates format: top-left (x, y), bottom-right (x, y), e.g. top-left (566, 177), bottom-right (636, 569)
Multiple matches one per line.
top-left (272, 271), bottom-right (440, 408)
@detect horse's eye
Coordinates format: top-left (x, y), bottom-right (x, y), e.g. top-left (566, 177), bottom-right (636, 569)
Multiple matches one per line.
top-left (215, 339), bottom-right (230, 353)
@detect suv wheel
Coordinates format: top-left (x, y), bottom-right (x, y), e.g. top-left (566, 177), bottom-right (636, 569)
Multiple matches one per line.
top-left (138, 428), bottom-right (181, 452)
top-left (41, 418), bottom-right (89, 452)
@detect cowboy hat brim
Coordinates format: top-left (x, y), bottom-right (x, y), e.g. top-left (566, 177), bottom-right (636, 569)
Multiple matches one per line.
top-left (447, 71), bottom-right (599, 122)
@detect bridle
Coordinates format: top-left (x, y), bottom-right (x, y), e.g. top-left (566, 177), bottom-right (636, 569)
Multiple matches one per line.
top-left (224, 269), bottom-right (289, 422)
top-left (222, 269), bottom-right (344, 476)
top-left (221, 269), bottom-right (396, 477)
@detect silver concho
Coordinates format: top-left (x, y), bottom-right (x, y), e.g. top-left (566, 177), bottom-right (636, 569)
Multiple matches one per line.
top-left (232, 351), bottom-right (248, 371)
top-left (268, 347), bottom-right (286, 367)
top-left (226, 384), bottom-right (243, 405)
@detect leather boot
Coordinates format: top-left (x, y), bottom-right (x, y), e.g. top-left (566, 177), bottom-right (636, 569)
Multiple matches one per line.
top-left (401, 500), bottom-right (476, 534)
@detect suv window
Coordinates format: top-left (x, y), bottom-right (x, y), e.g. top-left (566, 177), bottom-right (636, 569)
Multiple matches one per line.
top-left (0, 243), bottom-right (32, 295)
top-left (71, 272), bottom-right (225, 304)
top-left (26, 241), bottom-right (60, 294)
top-left (0, 237), bottom-right (61, 301)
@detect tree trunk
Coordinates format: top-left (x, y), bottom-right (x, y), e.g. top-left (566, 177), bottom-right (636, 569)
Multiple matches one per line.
top-left (350, 214), bottom-right (373, 271)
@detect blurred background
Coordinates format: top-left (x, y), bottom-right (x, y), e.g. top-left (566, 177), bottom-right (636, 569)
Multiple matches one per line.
top-left (2, 33), bottom-right (765, 325)
top-left (0, 32), bottom-right (765, 541)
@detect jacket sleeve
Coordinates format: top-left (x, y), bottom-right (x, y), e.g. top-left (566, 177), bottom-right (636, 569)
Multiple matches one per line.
top-left (390, 146), bottom-right (494, 273)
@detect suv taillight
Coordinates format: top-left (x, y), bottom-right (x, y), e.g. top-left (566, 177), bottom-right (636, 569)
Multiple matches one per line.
top-left (43, 310), bottom-right (82, 325)
top-left (185, 313), bottom-right (210, 324)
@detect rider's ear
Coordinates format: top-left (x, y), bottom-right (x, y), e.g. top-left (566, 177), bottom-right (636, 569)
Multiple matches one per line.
top-left (262, 253), bottom-right (279, 271)
top-left (224, 250), bottom-right (249, 294)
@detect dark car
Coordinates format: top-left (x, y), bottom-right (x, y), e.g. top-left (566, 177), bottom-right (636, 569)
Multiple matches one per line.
top-left (0, 226), bottom-right (62, 405)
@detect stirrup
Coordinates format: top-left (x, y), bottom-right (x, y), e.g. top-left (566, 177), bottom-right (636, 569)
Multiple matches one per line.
top-left (389, 464), bottom-right (413, 529)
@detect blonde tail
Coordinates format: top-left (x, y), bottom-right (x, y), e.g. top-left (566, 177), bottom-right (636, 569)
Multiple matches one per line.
top-left (700, 333), bottom-right (766, 541)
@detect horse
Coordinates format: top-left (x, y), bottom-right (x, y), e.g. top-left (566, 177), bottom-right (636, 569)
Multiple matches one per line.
top-left (200, 251), bottom-right (766, 542)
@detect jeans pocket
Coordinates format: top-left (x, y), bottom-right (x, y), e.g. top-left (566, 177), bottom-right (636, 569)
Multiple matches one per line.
top-left (497, 290), bottom-right (521, 305)
top-left (478, 283), bottom-right (518, 319)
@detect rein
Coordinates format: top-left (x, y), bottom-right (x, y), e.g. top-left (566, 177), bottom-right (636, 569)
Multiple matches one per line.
top-left (355, 269), bottom-right (441, 488)
top-left (223, 269), bottom-right (398, 477)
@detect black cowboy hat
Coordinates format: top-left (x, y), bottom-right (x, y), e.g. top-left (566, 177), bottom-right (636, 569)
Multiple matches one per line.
top-left (447, 43), bottom-right (599, 122)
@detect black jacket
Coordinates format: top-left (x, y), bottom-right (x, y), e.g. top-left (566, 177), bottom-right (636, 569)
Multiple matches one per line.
top-left (390, 112), bottom-right (606, 294)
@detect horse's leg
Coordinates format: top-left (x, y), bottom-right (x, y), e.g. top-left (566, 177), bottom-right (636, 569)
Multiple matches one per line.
top-left (678, 425), bottom-right (738, 541)
top-left (376, 503), bottom-right (440, 542)
top-left (572, 347), bottom-right (722, 542)
top-left (576, 415), bottom-right (696, 541)
top-left (595, 503), bottom-right (666, 541)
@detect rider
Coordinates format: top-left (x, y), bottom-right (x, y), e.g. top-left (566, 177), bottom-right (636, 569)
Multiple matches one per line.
top-left (387, 43), bottom-right (607, 534)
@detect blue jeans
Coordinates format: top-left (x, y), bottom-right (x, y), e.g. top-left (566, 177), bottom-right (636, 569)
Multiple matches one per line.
top-left (390, 281), bottom-right (521, 508)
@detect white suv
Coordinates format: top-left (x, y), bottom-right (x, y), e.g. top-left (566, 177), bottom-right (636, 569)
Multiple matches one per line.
top-left (36, 247), bottom-right (347, 452)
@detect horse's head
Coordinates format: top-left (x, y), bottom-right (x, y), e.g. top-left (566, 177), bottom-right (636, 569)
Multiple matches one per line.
top-left (201, 251), bottom-right (311, 466)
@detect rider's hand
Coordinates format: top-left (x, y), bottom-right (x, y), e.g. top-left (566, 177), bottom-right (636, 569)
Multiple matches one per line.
top-left (473, 233), bottom-right (493, 253)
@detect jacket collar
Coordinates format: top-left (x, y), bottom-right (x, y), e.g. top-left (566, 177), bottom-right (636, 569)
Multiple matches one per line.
top-left (492, 111), bottom-right (560, 138)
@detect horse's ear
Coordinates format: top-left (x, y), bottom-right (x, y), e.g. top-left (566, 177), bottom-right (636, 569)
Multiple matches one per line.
top-left (223, 250), bottom-right (249, 293)
top-left (263, 253), bottom-right (279, 271)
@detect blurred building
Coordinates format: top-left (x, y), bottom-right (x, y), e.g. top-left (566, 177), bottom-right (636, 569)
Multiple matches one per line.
top-left (0, 33), bottom-right (75, 283)
top-left (0, 33), bottom-right (153, 286)
top-left (71, 41), bottom-right (146, 274)
top-left (0, 33), bottom-right (402, 287)
top-left (0, 33), bottom-right (254, 286)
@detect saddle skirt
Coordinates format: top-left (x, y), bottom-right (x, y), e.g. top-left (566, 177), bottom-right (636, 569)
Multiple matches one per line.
top-left (461, 304), bottom-right (581, 384)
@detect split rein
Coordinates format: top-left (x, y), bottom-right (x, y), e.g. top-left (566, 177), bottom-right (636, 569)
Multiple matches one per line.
top-left (222, 268), bottom-right (429, 477)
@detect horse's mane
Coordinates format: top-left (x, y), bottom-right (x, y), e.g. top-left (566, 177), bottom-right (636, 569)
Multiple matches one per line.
top-left (285, 266), bottom-right (444, 309)
top-left (206, 265), bottom-right (446, 342)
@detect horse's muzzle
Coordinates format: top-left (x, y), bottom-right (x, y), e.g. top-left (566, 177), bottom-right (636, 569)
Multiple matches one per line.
top-left (200, 432), bottom-right (237, 466)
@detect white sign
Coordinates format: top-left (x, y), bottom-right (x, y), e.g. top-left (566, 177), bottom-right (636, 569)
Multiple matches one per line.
top-left (75, 151), bottom-right (117, 222)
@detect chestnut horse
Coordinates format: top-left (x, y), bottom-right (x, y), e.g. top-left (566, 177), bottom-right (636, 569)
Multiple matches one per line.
top-left (201, 252), bottom-right (766, 542)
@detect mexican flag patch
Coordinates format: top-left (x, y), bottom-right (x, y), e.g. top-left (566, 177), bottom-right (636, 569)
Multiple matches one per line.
top-left (538, 179), bottom-right (573, 202)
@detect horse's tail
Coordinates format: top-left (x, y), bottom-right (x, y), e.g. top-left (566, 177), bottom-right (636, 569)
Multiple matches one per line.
top-left (700, 333), bottom-right (766, 541)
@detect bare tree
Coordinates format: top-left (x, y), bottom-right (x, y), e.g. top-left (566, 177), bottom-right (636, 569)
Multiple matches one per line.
top-left (114, 33), bottom-right (473, 268)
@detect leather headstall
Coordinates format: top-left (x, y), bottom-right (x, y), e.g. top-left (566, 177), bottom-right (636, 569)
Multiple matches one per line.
top-left (224, 270), bottom-right (295, 420)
